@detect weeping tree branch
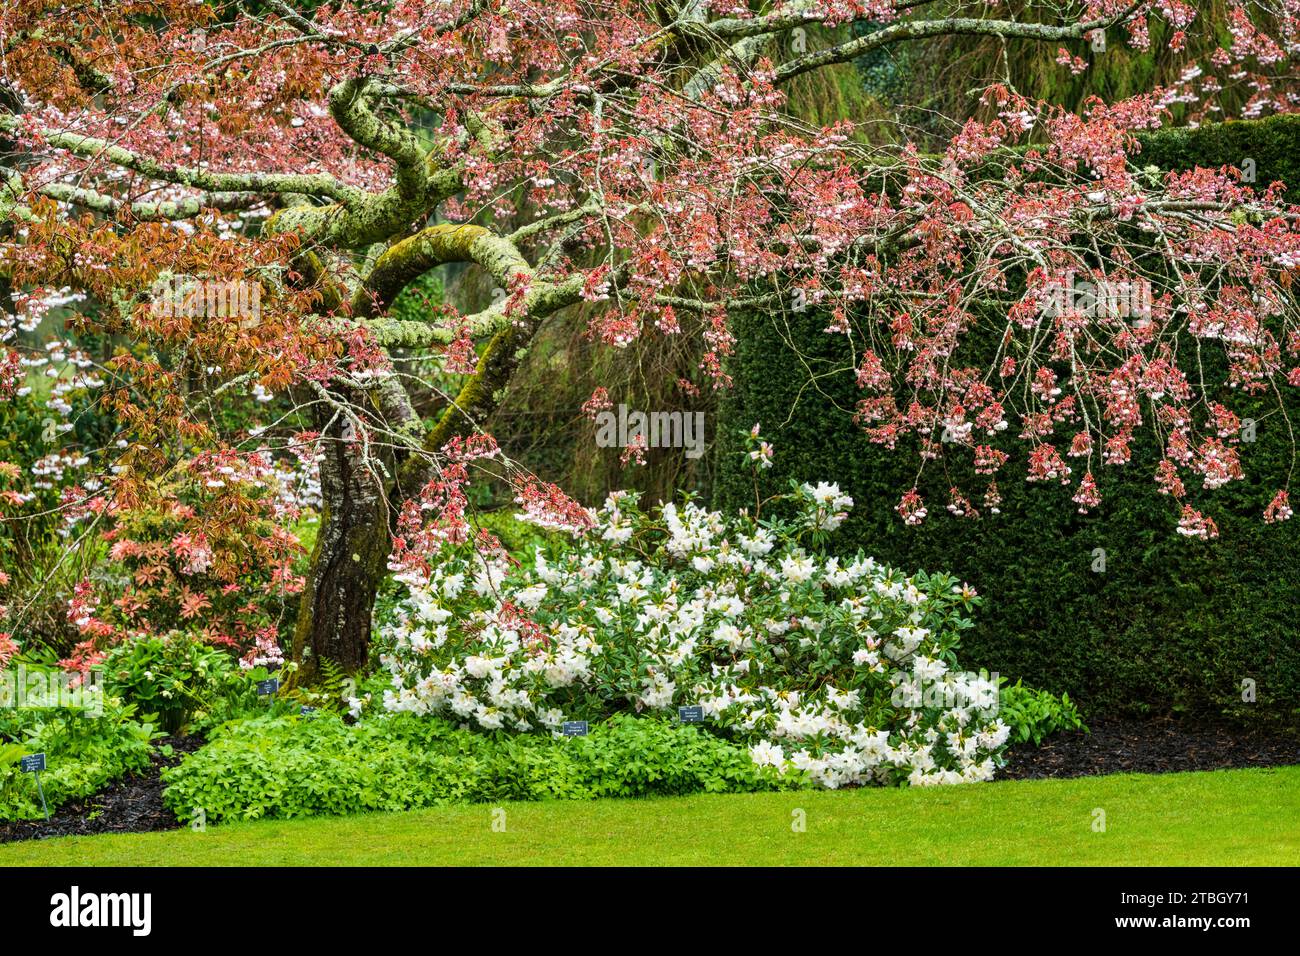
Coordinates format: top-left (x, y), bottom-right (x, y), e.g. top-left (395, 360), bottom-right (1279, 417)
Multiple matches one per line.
top-left (773, 7), bottom-right (1144, 83)
top-left (0, 113), bottom-right (364, 203)
top-left (681, 2), bottom-right (1143, 92)
top-left (3, 170), bottom-right (261, 220)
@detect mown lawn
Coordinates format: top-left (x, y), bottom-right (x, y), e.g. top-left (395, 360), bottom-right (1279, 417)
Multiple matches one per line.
top-left (2, 766), bottom-right (1297, 867)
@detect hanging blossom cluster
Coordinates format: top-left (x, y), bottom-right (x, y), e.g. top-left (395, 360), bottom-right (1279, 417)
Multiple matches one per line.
top-left (372, 482), bottom-right (1010, 789)
top-left (1055, 0), bottom-right (1300, 123)
top-left (837, 84), bottom-right (1300, 533)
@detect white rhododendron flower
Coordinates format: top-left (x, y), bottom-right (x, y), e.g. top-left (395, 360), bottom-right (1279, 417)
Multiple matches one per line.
top-left (373, 484), bottom-right (1005, 787)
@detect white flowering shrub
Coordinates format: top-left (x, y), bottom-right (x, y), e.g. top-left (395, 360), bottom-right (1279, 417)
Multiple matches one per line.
top-left (375, 481), bottom-right (1011, 788)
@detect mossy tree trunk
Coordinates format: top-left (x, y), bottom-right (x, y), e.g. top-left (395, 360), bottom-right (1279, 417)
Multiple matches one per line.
top-left (291, 403), bottom-right (395, 680)
top-left (284, 215), bottom-right (579, 684)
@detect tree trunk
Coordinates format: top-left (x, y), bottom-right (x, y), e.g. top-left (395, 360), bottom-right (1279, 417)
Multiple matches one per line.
top-left (291, 411), bottom-right (394, 681)
top-left (289, 300), bottom-right (546, 684)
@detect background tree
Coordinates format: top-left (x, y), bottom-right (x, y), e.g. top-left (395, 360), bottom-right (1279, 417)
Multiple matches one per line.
top-left (1, 0), bottom-right (1297, 678)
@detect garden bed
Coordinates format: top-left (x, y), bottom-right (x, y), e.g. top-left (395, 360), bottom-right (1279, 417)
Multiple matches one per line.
top-left (2, 718), bottom-right (1298, 845)
top-left (0, 736), bottom-right (203, 845)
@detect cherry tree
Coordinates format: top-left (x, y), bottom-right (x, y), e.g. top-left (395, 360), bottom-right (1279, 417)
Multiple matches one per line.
top-left (1, 0), bottom-right (1298, 676)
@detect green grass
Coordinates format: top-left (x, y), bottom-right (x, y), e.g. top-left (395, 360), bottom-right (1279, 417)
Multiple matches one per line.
top-left (2, 766), bottom-right (1297, 866)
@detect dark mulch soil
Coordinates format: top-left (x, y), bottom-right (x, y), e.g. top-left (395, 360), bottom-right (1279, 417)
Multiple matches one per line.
top-left (1000, 718), bottom-right (1300, 780)
top-left (0, 735), bottom-right (204, 844)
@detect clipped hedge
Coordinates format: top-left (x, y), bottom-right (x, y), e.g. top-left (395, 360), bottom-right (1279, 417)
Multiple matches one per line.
top-left (714, 117), bottom-right (1300, 729)
top-left (1133, 114), bottom-right (1300, 196)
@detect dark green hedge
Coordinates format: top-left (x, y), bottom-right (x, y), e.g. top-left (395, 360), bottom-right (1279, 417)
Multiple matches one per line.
top-left (714, 117), bottom-right (1300, 729)
top-left (1133, 114), bottom-right (1300, 196)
